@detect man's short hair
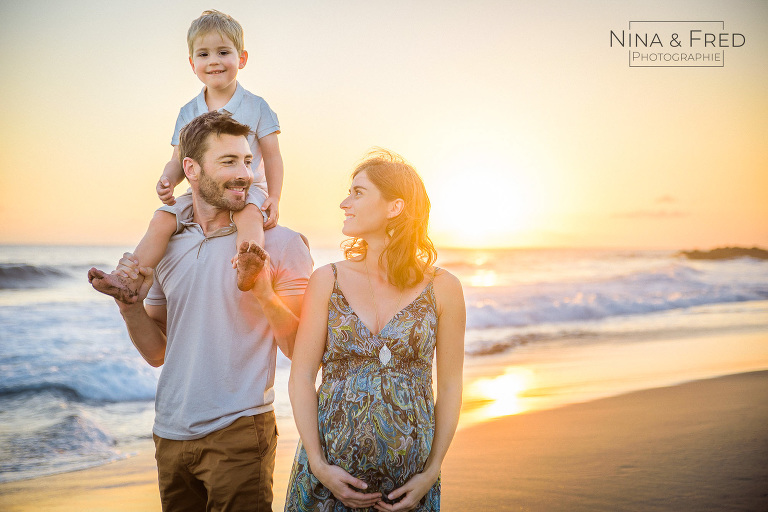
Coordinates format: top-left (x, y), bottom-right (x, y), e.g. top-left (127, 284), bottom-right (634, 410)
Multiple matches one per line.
top-left (178, 111), bottom-right (252, 167)
top-left (187, 10), bottom-right (244, 56)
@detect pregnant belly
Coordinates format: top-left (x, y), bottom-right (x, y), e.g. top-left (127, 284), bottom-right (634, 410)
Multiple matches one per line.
top-left (317, 376), bottom-right (434, 496)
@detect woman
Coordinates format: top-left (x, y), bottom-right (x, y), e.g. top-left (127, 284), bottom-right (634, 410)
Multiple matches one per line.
top-left (286, 150), bottom-right (465, 511)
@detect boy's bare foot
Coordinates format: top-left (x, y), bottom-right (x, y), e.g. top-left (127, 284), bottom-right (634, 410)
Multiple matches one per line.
top-left (88, 267), bottom-right (142, 304)
top-left (236, 241), bottom-right (267, 291)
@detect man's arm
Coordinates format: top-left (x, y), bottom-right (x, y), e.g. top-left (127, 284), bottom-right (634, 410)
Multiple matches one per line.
top-left (116, 267), bottom-right (168, 367)
top-left (249, 239), bottom-right (309, 359)
top-left (254, 290), bottom-right (302, 360)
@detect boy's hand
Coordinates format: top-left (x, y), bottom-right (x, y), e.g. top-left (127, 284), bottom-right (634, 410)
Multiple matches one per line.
top-left (157, 177), bottom-right (176, 205)
top-left (261, 197), bottom-right (279, 230)
top-left (115, 252), bottom-right (140, 279)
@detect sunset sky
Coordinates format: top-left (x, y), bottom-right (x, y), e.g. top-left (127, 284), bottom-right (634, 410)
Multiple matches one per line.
top-left (0, 0), bottom-right (766, 249)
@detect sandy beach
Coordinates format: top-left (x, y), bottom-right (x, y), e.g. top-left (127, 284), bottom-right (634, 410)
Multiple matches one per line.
top-left (2, 368), bottom-right (766, 512)
top-left (442, 370), bottom-right (768, 512)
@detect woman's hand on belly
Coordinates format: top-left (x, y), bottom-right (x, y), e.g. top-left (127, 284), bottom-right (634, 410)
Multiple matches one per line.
top-left (313, 461), bottom-right (382, 509)
top-left (373, 470), bottom-right (438, 512)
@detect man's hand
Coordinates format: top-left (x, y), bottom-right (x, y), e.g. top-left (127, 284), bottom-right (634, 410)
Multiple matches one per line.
top-left (113, 253), bottom-right (154, 314)
top-left (157, 177), bottom-right (176, 205)
top-left (249, 247), bottom-right (274, 301)
top-left (88, 251), bottom-right (151, 305)
top-left (261, 196), bottom-right (279, 229)
top-left (116, 266), bottom-right (154, 308)
top-left (111, 252), bottom-right (154, 308)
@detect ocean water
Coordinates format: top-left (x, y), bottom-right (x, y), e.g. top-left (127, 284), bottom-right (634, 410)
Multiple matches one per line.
top-left (1, 244), bottom-right (767, 483)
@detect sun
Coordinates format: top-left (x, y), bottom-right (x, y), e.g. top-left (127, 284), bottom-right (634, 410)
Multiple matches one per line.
top-left (426, 157), bottom-right (544, 248)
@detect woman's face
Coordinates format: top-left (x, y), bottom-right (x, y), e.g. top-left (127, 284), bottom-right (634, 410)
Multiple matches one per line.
top-left (340, 171), bottom-right (394, 238)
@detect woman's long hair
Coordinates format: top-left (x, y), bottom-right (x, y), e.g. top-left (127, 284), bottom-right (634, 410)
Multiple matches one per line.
top-left (342, 149), bottom-right (437, 289)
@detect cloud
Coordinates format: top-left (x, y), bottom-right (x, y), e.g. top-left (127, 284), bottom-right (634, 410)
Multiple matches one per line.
top-left (654, 194), bottom-right (677, 204)
top-left (614, 194), bottom-right (686, 219)
top-left (612, 209), bottom-right (688, 219)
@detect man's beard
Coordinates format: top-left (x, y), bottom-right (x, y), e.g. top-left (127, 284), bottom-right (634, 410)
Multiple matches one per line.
top-left (198, 167), bottom-right (250, 211)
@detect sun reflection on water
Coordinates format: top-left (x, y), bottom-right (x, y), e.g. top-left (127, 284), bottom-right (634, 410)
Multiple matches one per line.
top-left (469, 270), bottom-right (498, 287)
top-left (468, 367), bottom-right (534, 420)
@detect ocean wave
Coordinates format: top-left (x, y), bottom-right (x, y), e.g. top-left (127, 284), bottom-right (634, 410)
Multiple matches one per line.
top-left (466, 330), bottom-right (598, 356)
top-left (0, 360), bottom-right (158, 403)
top-left (10, 413), bottom-right (116, 455)
top-left (464, 300), bottom-right (768, 357)
top-left (0, 412), bottom-right (120, 483)
top-left (0, 383), bottom-right (84, 400)
top-left (0, 263), bottom-right (71, 289)
top-left (464, 262), bottom-right (768, 330)
top-left (74, 360), bottom-right (157, 401)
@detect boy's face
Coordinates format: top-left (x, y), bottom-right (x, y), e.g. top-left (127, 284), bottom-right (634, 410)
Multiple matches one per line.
top-left (189, 32), bottom-right (247, 92)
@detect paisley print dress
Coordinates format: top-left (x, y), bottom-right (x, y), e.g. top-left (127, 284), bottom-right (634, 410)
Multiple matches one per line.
top-left (285, 264), bottom-right (440, 511)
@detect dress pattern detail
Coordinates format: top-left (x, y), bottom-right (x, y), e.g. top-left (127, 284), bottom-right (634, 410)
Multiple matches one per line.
top-left (285, 264), bottom-right (440, 511)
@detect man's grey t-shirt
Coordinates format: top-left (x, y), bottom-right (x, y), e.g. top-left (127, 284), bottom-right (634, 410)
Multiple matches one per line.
top-left (145, 220), bottom-right (312, 441)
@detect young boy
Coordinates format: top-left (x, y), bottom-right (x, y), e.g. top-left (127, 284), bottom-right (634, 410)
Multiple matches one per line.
top-left (91, 10), bottom-right (282, 301)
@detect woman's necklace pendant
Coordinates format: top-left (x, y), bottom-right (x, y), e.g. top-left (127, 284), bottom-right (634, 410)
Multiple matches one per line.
top-left (379, 344), bottom-right (392, 366)
top-left (365, 257), bottom-right (400, 368)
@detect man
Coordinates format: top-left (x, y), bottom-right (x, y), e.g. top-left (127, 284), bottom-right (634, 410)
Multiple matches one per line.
top-left (88, 111), bottom-right (312, 511)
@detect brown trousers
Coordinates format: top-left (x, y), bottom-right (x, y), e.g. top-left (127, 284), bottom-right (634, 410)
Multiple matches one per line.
top-left (153, 412), bottom-right (278, 512)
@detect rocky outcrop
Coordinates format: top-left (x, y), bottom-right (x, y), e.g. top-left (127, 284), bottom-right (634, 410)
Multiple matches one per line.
top-left (678, 246), bottom-right (768, 260)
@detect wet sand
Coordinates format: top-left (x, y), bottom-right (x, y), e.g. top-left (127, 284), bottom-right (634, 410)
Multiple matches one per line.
top-left (1, 370), bottom-right (766, 511)
top-left (442, 370), bottom-right (768, 511)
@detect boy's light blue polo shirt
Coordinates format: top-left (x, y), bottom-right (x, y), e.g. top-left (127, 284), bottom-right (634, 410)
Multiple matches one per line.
top-left (171, 82), bottom-right (280, 193)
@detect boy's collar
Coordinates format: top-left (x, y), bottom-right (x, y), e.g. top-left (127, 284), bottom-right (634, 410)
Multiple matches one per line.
top-left (196, 82), bottom-right (244, 116)
top-left (221, 82), bottom-right (244, 114)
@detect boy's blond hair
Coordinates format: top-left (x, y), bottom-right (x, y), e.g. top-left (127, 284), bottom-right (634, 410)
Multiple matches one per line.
top-left (187, 10), bottom-right (244, 56)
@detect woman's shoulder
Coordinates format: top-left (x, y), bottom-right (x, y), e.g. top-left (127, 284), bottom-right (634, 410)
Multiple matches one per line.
top-left (431, 266), bottom-right (460, 284)
top-left (328, 259), bottom-right (367, 277)
top-left (311, 262), bottom-right (337, 279)
top-left (306, 263), bottom-right (337, 294)
top-left (430, 267), bottom-right (463, 298)
top-left (309, 260), bottom-right (360, 284)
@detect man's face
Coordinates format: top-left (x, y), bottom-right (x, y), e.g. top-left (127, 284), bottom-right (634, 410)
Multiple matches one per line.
top-left (196, 133), bottom-right (253, 211)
